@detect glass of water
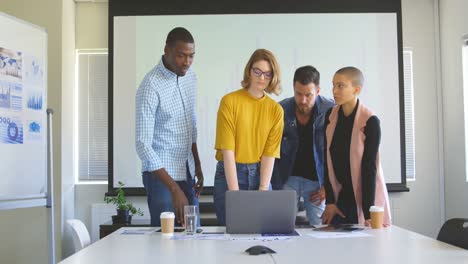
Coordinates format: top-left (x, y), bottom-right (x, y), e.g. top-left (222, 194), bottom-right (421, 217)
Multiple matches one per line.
top-left (184, 205), bottom-right (198, 235)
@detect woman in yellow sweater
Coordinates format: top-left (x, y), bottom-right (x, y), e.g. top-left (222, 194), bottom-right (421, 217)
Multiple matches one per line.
top-left (213, 49), bottom-right (284, 225)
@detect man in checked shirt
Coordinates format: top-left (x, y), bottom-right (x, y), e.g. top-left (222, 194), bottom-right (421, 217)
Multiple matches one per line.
top-left (136, 27), bottom-right (204, 226)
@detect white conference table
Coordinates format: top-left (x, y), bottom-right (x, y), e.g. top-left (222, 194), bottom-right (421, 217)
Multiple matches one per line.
top-left (60, 226), bottom-right (468, 264)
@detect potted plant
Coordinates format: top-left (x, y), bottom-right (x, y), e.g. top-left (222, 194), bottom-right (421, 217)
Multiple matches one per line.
top-left (104, 181), bottom-right (144, 224)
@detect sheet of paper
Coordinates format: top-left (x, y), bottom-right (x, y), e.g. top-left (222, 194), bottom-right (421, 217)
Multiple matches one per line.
top-left (230, 236), bottom-right (292, 242)
top-left (171, 233), bottom-right (229, 241)
top-left (307, 231), bottom-right (372, 239)
top-left (120, 228), bottom-right (156, 235)
top-left (170, 233), bottom-right (293, 241)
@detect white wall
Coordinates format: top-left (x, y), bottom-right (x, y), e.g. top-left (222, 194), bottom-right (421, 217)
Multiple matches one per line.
top-left (439, 0), bottom-right (468, 219)
top-left (0, 0), bottom-right (68, 263)
top-left (73, 1), bottom-right (112, 239)
top-left (76, 2), bottom-right (108, 49)
top-left (0, 207), bottom-right (48, 263)
top-left (61, 0), bottom-right (76, 259)
top-left (391, 0), bottom-right (444, 237)
top-left (73, 0), bottom-right (454, 240)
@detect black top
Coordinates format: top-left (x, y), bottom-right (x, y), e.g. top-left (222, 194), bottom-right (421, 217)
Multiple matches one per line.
top-left (292, 113), bottom-right (318, 181)
top-left (324, 101), bottom-right (381, 220)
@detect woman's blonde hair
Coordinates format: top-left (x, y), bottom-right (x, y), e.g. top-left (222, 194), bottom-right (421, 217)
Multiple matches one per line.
top-left (241, 49), bottom-right (282, 95)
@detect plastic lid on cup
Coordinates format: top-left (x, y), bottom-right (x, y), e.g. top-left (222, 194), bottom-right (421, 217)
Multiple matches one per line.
top-left (369, 206), bottom-right (384, 212)
top-left (160, 212), bottom-right (175, 218)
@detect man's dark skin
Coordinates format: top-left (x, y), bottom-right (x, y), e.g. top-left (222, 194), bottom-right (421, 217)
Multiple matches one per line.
top-left (152, 40), bottom-right (204, 225)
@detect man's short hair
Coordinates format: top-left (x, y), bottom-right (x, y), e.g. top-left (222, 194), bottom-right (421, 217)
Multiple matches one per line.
top-left (335, 66), bottom-right (364, 87)
top-left (293, 65), bottom-right (320, 86)
top-left (165, 27), bottom-right (194, 47)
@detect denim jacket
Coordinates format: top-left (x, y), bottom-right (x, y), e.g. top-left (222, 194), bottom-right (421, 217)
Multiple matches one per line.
top-left (272, 95), bottom-right (334, 189)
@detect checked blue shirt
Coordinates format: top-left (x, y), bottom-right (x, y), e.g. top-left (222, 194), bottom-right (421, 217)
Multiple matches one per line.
top-left (135, 58), bottom-right (197, 181)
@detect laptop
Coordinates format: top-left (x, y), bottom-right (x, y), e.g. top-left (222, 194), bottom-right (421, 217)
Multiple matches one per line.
top-left (225, 190), bottom-right (296, 234)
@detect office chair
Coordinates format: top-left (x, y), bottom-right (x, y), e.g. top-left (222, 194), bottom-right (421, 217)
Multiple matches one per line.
top-left (437, 218), bottom-right (468, 250)
top-left (67, 219), bottom-right (91, 253)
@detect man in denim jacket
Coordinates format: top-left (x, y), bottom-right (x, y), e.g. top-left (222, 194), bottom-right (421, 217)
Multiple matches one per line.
top-left (272, 66), bottom-right (334, 225)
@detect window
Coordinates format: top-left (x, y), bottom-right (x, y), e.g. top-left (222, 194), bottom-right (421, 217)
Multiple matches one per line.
top-left (75, 50), bottom-right (108, 182)
top-left (463, 37), bottom-right (468, 182)
top-left (403, 48), bottom-right (416, 181)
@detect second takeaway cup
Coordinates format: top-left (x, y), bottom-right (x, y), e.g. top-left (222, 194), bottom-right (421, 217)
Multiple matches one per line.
top-left (369, 206), bottom-right (384, 229)
top-left (160, 212), bottom-right (175, 235)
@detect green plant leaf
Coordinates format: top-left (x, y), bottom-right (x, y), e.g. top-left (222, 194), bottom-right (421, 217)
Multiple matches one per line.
top-left (103, 181), bottom-right (144, 216)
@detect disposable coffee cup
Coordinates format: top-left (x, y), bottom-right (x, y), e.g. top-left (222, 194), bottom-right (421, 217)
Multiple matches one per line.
top-left (369, 206), bottom-right (384, 229)
top-left (160, 212), bottom-right (175, 235)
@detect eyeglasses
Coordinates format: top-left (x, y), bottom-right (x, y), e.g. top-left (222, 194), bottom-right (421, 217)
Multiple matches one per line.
top-left (251, 67), bottom-right (273, 80)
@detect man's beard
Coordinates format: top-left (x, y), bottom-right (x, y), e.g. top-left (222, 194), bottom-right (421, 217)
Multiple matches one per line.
top-left (296, 105), bottom-right (311, 115)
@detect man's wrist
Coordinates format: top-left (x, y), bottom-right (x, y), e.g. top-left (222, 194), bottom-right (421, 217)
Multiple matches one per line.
top-left (169, 184), bottom-right (182, 194)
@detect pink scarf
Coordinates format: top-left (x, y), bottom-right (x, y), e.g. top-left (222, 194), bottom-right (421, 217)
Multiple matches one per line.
top-left (325, 102), bottom-right (391, 225)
